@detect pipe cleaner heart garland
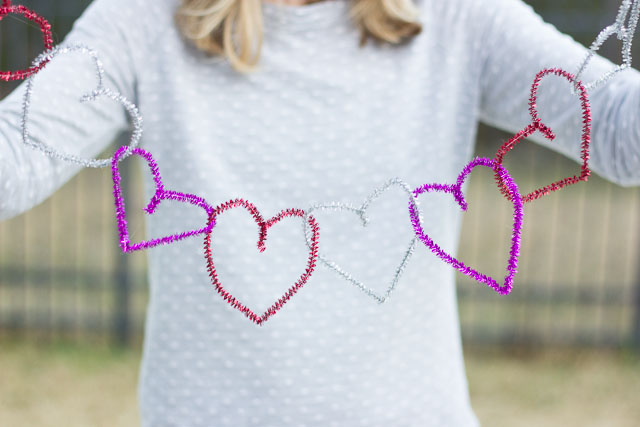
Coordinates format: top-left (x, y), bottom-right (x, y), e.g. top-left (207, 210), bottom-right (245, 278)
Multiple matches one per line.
top-left (303, 178), bottom-right (419, 304)
top-left (203, 200), bottom-right (320, 325)
top-left (493, 68), bottom-right (592, 203)
top-left (409, 157), bottom-right (524, 295)
top-left (573, 0), bottom-right (640, 92)
top-left (5, 0), bottom-right (632, 323)
top-left (22, 44), bottom-right (143, 168)
top-left (112, 146), bottom-right (214, 253)
top-left (0, 3), bottom-right (53, 81)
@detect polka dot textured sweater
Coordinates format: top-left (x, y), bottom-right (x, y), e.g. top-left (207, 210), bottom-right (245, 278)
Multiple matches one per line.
top-left (2, 0), bottom-right (640, 425)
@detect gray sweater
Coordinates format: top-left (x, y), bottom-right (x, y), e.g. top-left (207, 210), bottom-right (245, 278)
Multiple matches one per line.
top-left (1, 0), bottom-right (639, 425)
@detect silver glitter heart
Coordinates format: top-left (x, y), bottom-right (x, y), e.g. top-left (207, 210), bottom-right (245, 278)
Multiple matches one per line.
top-left (22, 44), bottom-right (143, 168)
top-left (573, 0), bottom-right (640, 92)
top-left (303, 178), bottom-right (422, 304)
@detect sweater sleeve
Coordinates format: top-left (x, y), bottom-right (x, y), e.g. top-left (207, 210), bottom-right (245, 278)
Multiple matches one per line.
top-left (476, 0), bottom-right (640, 187)
top-left (0, 0), bottom-right (152, 220)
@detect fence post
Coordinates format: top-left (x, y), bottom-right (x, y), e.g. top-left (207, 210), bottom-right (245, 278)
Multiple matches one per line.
top-left (634, 186), bottom-right (640, 348)
top-left (634, 216), bottom-right (640, 348)
top-left (114, 251), bottom-right (130, 347)
top-left (113, 142), bottom-right (132, 347)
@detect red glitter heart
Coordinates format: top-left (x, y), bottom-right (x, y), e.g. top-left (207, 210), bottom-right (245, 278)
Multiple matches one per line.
top-left (0, 4), bottom-right (53, 81)
top-left (493, 68), bottom-right (592, 202)
top-left (203, 199), bottom-right (320, 325)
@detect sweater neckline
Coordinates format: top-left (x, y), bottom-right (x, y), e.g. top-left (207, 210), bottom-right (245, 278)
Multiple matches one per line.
top-left (262, 0), bottom-right (351, 32)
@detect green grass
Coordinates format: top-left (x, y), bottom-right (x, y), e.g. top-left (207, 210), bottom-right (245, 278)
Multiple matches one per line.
top-left (1, 340), bottom-right (639, 427)
top-left (467, 346), bottom-right (640, 427)
top-left (0, 340), bottom-right (140, 427)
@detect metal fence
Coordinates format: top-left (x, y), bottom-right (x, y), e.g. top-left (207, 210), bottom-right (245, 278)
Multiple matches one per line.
top-left (1, 0), bottom-right (639, 348)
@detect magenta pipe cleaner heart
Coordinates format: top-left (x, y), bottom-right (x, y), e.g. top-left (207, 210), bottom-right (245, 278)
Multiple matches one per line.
top-left (112, 146), bottom-right (214, 252)
top-left (409, 157), bottom-right (524, 295)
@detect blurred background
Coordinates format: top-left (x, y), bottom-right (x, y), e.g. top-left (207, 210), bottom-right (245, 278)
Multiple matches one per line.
top-left (1, 0), bottom-right (639, 426)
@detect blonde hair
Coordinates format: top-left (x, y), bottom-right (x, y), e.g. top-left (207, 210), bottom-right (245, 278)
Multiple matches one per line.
top-left (175, 0), bottom-right (422, 73)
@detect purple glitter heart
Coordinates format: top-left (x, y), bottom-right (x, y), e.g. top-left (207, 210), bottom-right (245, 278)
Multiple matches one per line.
top-left (409, 157), bottom-right (524, 295)
top-left (112, 146), bottom-right (214, 252)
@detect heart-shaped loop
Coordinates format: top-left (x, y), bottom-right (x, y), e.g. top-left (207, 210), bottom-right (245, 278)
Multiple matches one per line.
top-left (494, 68), bottom-right (592, 203)
top-left (0, 4), bottom-right (53, 81)
top-left (573, 0), bottom-right (640, 92)
top-left (22, 44), bottom-right (143, 168)
top-left (112, 146), bottom-right (214, 252)
top-left (410, 157), bottom-right (524, 295)
top-left (303, 178), bottom-right (420, 304)
top-left (204, 200), bottom-right (319, 325)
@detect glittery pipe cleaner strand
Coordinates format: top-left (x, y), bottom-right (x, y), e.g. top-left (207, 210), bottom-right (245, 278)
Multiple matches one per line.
top-left (112, 146), bottom-right (214, 253)
top-left (573, 0), bottom-right (640, 92)
top-left (0, 4), bottom-right (53, 81)
top-left (303, 178), bottom-right (420, 304)
top-left (22, 44), bottom-right (143, 168)
top-left (493, 68), bottom-right (591, 203)
top-left (204, 199), bottom-right (320, 325)
top-left (410, 157), bottom-right (524, 295)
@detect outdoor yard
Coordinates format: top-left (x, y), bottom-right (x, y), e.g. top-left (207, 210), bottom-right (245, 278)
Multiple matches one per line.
top-left (1, 340), bottom-right (639, 427)
top-left (1, 2), bottom-right (640, 426)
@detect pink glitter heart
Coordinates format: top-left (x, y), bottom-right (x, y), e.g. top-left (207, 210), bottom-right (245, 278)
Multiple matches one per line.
top-left (410, 157), bottom-right (524, 295)
top-left (112, 146), bottom-right (214, 252)
top-left (204, 199), bottom-right (320, 325)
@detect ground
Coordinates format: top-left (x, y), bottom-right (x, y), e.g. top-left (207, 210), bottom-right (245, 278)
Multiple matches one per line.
top-left (1, 340), bottom-right (639, 426)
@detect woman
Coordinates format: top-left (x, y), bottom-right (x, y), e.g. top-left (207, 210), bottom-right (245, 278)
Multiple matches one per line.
top-left (1, 0), bottom-right (639, 425)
